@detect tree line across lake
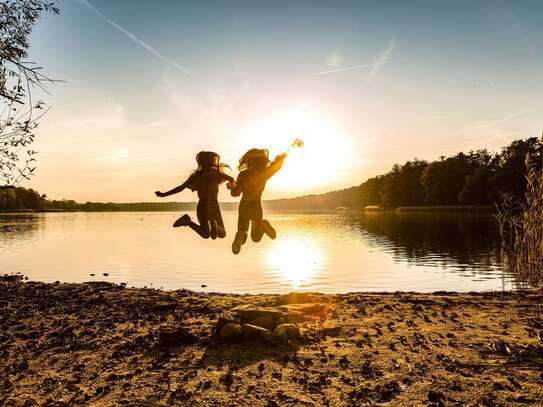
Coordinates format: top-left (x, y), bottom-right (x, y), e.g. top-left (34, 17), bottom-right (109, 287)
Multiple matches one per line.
top-left (1, 137), bottom-right (541, 212)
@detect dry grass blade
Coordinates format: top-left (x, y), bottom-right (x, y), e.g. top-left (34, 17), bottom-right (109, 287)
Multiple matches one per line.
top-left (496, 154), bottom-right (543, 288)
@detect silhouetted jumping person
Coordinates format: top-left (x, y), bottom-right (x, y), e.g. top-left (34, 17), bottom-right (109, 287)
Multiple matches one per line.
top-left (230, 139), bottom-right (303, 254)
top-left (155, 151), bottom-right (234, 239)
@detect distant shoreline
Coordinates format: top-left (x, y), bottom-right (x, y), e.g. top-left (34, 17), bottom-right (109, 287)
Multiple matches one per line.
top-left (0, 204), bottom-right (495, 214)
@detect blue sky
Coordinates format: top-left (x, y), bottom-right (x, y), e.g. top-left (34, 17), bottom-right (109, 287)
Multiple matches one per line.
top-left (26, 0), bottom-right (543, 201)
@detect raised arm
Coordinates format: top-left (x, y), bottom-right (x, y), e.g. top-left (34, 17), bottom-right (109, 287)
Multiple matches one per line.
top-left (264, 153), bottom-right (287, 180)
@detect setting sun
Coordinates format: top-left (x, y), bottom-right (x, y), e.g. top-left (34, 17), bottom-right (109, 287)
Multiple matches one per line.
top-left (241, 108), bottom-right (352, 191)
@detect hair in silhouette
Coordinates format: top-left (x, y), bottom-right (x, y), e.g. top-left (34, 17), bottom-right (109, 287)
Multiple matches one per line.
top-left (237, 149), bottom-right (271, 171)
top-left (195, 151), bottom-right (230, 173)
top-left (155, 150), bottom-right (234, 240)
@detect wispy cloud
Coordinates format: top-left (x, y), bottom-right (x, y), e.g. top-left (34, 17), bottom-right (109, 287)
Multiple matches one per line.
top-left (315, 38), bottom-right (396, 82)
top-left (457, 108), bottom-right (532, 134)
top-left (496, 0), bottom-right (541, 68)
top-left (77, 0), bottom-right (190, 75)
top-left (365, 38), bottom-right (396, 84)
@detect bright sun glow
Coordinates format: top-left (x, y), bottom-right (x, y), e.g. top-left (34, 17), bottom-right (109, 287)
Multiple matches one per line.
top-left (241, 108), bottom-right (351, 191)
top-left (117, 148), bottom-right (130, 158)
top-left (266, 237), bottom-right (323, 287)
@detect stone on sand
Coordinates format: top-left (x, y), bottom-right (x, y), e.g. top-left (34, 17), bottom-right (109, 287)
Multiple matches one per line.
top-left (220, 323), bottom-right (243, 341)
top-left (284, 310), bottom-right (312, 323)
top-left (273, 324), bottom-right (301, 343)
top-left (232, 304), bottom-right (284, 322)
top-left (250, 315), bottom-right (277, 331)
top-left (241, 323), bottom-right (275, 342)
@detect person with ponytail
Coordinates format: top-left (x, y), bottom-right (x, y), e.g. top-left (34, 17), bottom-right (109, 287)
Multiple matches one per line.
top-left (155, 151), bottom-right (234, 239)
top-left (230, 139), bottom-right (303, 254)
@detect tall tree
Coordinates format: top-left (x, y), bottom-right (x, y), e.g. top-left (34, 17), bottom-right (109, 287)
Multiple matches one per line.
top-left (421, 153), bottom-right (477, 205)
top-left (493, 137), bottom-right (543, 200)
top-left (380, 159), bottom-right (427, 207)
top-left (0, 0), bottom-right (59, 186)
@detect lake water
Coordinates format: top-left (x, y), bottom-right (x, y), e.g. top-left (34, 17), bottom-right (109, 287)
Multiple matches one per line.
top-left (0, 211), bottom-right (508, 293)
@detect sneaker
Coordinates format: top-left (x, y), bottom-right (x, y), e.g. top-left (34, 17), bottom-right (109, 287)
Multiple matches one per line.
top-left (260, 219), bottom-right (277, 239)
top-left (232, 239), bottom-right (241, 255)
top-left (173, 214), bottom-right (191, 227)
top-left (232, 232), bottom-right (246, 254)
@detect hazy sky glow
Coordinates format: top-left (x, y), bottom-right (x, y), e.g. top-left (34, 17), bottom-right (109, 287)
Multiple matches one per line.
top-left (26, 0), bottom-right (543, 202)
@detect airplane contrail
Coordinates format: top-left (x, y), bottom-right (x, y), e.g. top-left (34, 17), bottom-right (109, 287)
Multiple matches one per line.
top-left (315, 38), bottom-right (396, 80)
top-left (315, 63), bottom-right (378, 75)
top-left (77, 0), bottom-right (190, 75)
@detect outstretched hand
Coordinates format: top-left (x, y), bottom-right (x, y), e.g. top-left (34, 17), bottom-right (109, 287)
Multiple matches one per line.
top-left (291, 138), bottom-right (304, 149)
top-left (283, 138), bottom-right (304, 156)
top-left (155, 191), bottom-right (164, 198)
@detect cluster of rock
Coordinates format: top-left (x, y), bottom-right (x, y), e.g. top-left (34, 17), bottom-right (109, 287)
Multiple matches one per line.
top-left (216, 302), bottom-right (328, 344)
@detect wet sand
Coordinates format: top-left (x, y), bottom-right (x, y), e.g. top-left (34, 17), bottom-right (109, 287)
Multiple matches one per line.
top-left (1, 275), bottom-right (542, 406)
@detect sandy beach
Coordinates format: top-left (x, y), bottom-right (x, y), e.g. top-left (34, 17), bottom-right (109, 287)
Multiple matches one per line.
top-left (1, 275), bottom-right (542, 406)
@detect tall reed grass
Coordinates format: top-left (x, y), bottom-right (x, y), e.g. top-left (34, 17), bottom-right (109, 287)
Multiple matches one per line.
top-left (496, 154), bottom-right (543, 288)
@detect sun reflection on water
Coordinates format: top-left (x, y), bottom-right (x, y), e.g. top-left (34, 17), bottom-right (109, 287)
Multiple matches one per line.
top-left (266, 237), bottom-right (323, 287)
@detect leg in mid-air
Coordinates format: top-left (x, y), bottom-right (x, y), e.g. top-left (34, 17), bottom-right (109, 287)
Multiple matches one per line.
top-left (210, 200), bottom-right (227, 239)
top-left (250, 202), bottom-right (272, 242)
top-left (217, 222), bottom-right (226, 239)
top-left (215, 214), bottom-right (226, 239)
top-left (250, 219), bottom-right (264, 242)
top-left (232, 202), bottom-right (250, 254)
top-left (260, 219), bottom-right (277, 240)
top-left (209, 219), bottom-right (218, 240)
top-left (173, 213), bottom-right (191, 228)
top-left (174, 201), bottom-right (211, 239)
top-left (232, 230), bottom-right (247, 254)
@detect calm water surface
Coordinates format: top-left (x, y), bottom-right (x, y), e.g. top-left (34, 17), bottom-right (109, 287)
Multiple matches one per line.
top-left (0, 212), bottom-right (508, 293)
